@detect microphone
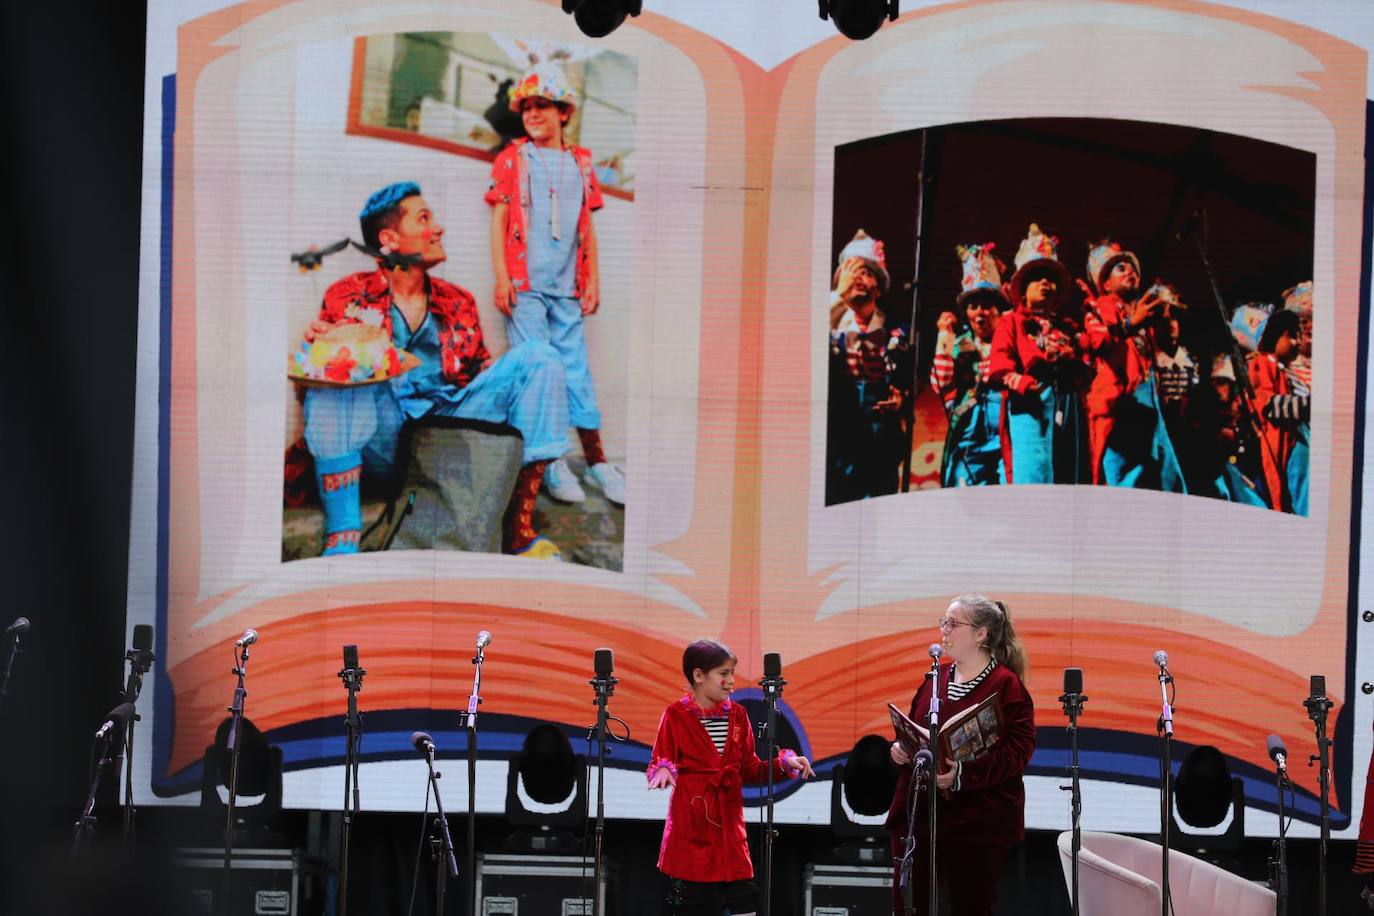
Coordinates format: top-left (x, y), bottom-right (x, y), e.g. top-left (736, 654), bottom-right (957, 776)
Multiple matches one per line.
top-left (1152, 650), bottom-right (1168, 669)
top-left (763, 652), bottom-right (782, 680)
top-left (411, 731), bottom-right (436, 755)
top-left (594, 647), bottom-right (614, 679)
top-left (1063, 667), bottom-right (1083, 695)
top-left (928, 643), bottom-right (944, 661)
top-left (95, 702), bottom-right (135, 740)
top-left (1267, 734), bottom-right (1289, 777)
top-left (475, 630), bottom-right (492, 650)
top-left (5, 617), bottom-right (30, 638)
top-left (912, 748), bottom-right (934, 771)
top-left (342, 643), bottom-right (359, 671)
top-left (235, 629), bottom-right (259, 648)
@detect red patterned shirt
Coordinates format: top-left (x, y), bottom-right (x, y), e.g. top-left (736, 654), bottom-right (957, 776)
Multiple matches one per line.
top-left (316, 269), bottom-right (490, 390)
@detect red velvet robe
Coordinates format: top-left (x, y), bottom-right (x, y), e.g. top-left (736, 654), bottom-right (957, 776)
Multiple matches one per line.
top-left (885, 662), bottom-right (1036, 844)
top-left (647, 696), bottom-right (796, 883)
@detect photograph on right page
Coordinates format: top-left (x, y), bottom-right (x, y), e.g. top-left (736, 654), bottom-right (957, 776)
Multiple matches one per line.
top-left (826, 118), bottom-right (1314, 513)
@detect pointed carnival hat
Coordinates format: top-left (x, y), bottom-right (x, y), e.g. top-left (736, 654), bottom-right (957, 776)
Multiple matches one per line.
top-left (509, 63), bottom-right (578, 111)
top-left (1008, 223), bottom-right (1073, 309)
top-left (833, 229), bottom-right (891, 294)
top-left (955, 243), bottom-right (1009, 308)
top-left (1086, 239), bottom-right (1142, 294)
top-left (1229, 302), bottom-right (1274, 353)
top-left (1283, 280), bottom-right (1313, 317)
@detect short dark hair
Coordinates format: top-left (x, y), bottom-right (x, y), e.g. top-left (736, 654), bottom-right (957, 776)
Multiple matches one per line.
top-left (359, 181), bottom-right (422, 250)
top-left (682, 638), bottom-right (736, 684)
top-left (1258, 308), bottom-right (1300, 354)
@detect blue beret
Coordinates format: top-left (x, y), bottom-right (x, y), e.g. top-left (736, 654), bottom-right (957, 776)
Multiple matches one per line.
top-left (359, 181), bottom-right (421, 222)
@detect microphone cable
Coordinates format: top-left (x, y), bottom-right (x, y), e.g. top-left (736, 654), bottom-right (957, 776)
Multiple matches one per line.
top-left (405, 755), bottom-right (435, 916)
top-left (581, 716), bottom-right (630, 906)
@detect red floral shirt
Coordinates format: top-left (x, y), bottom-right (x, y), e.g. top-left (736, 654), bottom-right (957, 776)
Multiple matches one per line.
top-left (316, 270), bottom-right (490, 390)
top-left (485, 138), bottom-right (604, 299)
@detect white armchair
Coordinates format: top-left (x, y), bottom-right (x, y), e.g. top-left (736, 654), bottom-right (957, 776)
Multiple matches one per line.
top-left (1057, 830), bottom-right (1275, 916)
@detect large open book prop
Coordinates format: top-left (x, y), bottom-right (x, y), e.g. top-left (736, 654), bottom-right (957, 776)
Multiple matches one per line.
top-left (889, 694), bottom-right (1004, 766)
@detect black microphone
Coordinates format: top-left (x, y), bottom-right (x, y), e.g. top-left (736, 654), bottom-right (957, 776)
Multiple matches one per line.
top-left (1267, 734), bottom-right (1289, 777)
top-left (235, 628), bottom-right (259, 648)
top-left (594, 647), bottom-right (614, 678)
top-left (912, 748), bottom-right (934, 771)
top-left (763, 652), bottom-right (782, 680)
top-left (928, 643), bottom-right (944, 661)
top-left (476, 630), bottom-right (492, 650)
top-left (5, 617), bottom-right (30, 638)
top-left (411, 731), bottom-right (435, 755)
top-left (343, 643), bottom-right (359, 671)
top-left (1063, 667), bottom-right (1083, 695)
top-left (95, 702), bottom-right (136, 740)
top-left (132, 624), bottom-right (153, 653)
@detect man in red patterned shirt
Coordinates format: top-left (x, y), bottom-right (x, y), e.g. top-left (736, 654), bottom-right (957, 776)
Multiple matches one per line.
top-left (301, 182), bottom-right (570, 558)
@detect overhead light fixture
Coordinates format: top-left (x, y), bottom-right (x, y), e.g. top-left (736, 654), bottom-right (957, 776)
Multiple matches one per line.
top-left (819, 0), bottom-right (898, 41)
top-left (562, 0), bottom-right (643, 38)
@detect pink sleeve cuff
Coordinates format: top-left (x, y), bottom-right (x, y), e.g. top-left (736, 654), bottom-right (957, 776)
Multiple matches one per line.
top-left (779, 748), bottom-right (801, 780)
top-left (646, 757), bottom-right (679, 784)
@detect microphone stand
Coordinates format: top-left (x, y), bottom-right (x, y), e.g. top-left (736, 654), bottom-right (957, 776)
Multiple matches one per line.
top-left (121, 643), bottom-right (155, 846)
top-left (1058, 687), bottom-right (1087, 916)
top-left (925, 657), bottom-right (942, 916)
top-left (71, 727), bottom-right (125, 856)
top-left (423, 742), bottom-right (460, 914)
top-left (459, 640), bottom-right (487, 916)
top-left (338, 660), bottom-right (365, 916)
top-left (1155, 664), bottom-right (1174, 916)
top-left (1305, 687), bottom-right (1333, 916)
top-left (0, 627), bottom-right (24, 717)
top-left (221, 642), bottom-right (251, 915)
top-left (1268, 764), bottom-right (1289, 916)
top-left (758, 666), bottom-right (787, 916)
top-left (588, 667), bottom-right (618, 916)
top-left (898, 751), bottom-right (929, 916)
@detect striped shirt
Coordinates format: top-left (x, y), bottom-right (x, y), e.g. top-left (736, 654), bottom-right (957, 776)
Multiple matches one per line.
top-left (701, 716), bottom-right (729, 754)
top-left (947, 658), bottom-right (997, 701)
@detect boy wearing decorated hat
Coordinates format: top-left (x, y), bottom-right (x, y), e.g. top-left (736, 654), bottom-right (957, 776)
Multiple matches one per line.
top-left (931, 243), bottom-right (1008, 486)
top-left (301, 182), bottom-right (572, 558)
top-left (986, 224), bottom-right (1089, 484)
top-left (486, 63), bottom-right (625, 508)
top-left (1079, 239), bottom-right (1185, 493)
top-left (826, 229), bottom-right (909, 503)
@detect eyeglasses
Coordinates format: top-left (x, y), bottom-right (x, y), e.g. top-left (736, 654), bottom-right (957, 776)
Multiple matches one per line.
top-left (937, 617), bottom-right (974, 631)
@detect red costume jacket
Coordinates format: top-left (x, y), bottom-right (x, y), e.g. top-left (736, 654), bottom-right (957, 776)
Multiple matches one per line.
top-left (317, 270), bottom-right (490, 390)
top-left (885, 662), bottom-right (1035, 844)
top-left (647, 696), bottom-right (797, 883)
top-left (1248, 352), bottom-right (1295, 511)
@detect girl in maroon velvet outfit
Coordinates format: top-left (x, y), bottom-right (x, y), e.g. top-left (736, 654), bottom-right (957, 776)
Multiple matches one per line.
top-left (647, 639), bottom-right (815, 915)
top-left (886, 595), bottom-right (1036, 916)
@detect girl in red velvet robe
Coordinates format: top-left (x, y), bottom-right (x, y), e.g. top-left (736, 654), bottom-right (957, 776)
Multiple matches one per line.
top-left (886, 595), bottom-right (1036, 916)
top-left (647, 639), bottom-right (814, 914)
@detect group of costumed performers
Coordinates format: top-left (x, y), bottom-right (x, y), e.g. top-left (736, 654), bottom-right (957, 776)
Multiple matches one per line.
top-left (835, 221), bottom-right (1312, 512)
top-left (826, 230), bottom-right (912, 502)
top-left (289, 63), bottom-right (625, 560)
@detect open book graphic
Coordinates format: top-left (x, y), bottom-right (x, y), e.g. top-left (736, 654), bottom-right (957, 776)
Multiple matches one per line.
top-left (889, 694), bottom-right (1004, 765)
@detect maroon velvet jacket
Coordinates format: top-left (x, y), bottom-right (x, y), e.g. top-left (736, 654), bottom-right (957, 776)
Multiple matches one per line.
top-left (885, 662), bottom-right (1036, 844)
top-left (647, 696), bottom-right (796, 883)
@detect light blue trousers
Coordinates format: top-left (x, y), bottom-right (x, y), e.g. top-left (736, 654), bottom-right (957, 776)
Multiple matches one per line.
top-left (506, 290), bottom-right (602, 430)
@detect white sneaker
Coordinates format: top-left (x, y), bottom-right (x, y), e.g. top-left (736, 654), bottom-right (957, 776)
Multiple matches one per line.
top-left (543, 458), bottom-right (586, 502)
top-left (584, 462), bottom-right (626, 506)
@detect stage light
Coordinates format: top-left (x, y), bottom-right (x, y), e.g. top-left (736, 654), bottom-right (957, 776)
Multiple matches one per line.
top-left (829, 734), bottom-right (899, 863)
top-left (562, 0), bottom-right (643, 38)
top-left (819, 0), bottom-right (899, 41)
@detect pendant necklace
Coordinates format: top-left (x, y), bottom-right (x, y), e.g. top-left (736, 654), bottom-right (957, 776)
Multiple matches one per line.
top-left (530, 144), bottom-right (566, 241)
